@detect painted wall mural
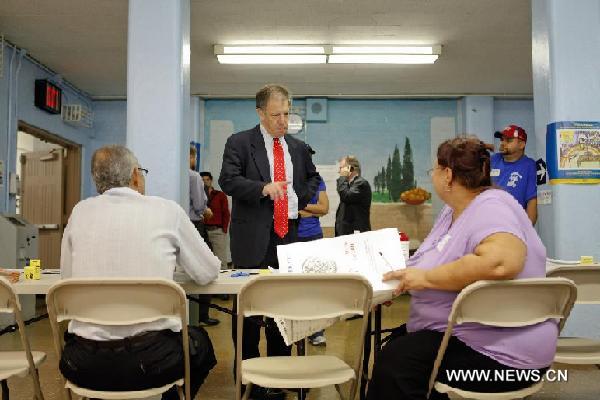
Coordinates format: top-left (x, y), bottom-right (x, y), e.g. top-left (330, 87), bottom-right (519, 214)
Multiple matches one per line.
top-left (204, 98), bottom-right (458, 246)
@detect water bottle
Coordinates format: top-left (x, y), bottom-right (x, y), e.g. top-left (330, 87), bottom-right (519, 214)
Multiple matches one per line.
top-left (399, 232), bottom-right (410, 262)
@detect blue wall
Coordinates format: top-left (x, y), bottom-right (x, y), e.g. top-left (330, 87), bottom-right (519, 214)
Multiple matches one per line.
top-left (0, 46), bottom-right (133, 204)
top-left (204, 98), bottom-right (458, 193)
top-left (0, 45), bottom-right (538, 209)
top-left (0, 46), bottom-right (95, 212)
top-left (494, 99), bottom-right (537, 157)
top-left (90, 101), bottom-right (127, 194)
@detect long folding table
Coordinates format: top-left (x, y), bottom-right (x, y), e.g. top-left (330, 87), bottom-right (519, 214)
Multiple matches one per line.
top-left (12, 270), bottom-right (392, 400)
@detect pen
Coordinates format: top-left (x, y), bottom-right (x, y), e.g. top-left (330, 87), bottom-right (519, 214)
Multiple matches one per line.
top-left (378, 251), bottom-right (395, 272)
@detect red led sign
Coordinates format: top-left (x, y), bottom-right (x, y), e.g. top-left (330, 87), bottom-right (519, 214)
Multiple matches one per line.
top-left (35, 79), bottom-right (62, 114)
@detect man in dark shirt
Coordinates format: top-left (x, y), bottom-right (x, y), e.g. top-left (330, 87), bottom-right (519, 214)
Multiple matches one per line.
top-left (335, 155), bottom-right (372, 236)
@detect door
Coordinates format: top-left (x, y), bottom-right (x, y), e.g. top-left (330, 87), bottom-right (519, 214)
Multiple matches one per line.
top-left (20, 149), bottom-right (64, 268)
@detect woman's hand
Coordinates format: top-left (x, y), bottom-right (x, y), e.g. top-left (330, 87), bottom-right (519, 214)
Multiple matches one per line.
top-left (0, 269), bottom-right (20, 283)
top-left (383, 268), bottom-right (431, 296)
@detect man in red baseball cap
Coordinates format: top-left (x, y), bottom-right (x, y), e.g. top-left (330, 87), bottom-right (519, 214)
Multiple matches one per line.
top-left (491, 125), bottom-right (537, 224)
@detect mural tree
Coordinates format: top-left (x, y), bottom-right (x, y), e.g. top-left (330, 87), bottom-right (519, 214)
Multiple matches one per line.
top-left (373, 137), bottom-right (422, 203)
top-left (385, 156), bottom-right (392, 200)
top-left (400, 137), bottom-right (415, 193)
top-left (389, 145), bottom-right (403, 201)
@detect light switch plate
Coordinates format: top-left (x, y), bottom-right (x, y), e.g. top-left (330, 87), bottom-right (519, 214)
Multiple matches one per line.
top-left (538, 190), bottom-right (552, 205)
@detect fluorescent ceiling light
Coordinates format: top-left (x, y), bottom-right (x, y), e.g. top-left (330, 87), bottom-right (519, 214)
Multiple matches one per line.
top-left (217, 54), bottom-right (326, 64)
top-left (332, 46), bottom-right (439, 55)
top-left (214, 44), bottom-right (441, 64)
top-left (328, 54), bottom-right (439, 64)
top-left (222, 45), bottom-right (325, 54)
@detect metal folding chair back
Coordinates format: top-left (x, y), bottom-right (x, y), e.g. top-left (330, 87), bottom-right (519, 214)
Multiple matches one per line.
top-left (46, 278), bottom-right (190, 400)
top-left (0, 277), bottom-right (46, 400)
top-left (235, 274), bottom-right (373, 400)
top-left (427, 278), bottom-right (577, 400)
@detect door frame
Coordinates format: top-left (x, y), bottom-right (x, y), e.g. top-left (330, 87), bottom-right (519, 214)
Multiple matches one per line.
top-left (17, 121), bottom-right (82, 224)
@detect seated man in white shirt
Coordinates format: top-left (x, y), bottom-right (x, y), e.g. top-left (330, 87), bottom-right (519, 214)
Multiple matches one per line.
top-left (59, 145), bottom-right (221, 399)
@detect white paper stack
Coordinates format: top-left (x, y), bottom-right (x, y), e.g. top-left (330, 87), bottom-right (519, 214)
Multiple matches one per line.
top-left (274, 228), bottom-right (406, 345)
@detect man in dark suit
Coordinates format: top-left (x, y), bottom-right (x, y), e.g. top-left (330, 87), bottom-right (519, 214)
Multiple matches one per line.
top-left (335, 155), bottom-right (372, 236)
top-left (219, 84), bottom-right (320, 399)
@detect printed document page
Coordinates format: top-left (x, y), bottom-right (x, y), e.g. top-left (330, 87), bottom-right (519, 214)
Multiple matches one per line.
top-left (273, 228), bottom-right (406, 345)
top-left (276, 228), bottom-right (406, 291)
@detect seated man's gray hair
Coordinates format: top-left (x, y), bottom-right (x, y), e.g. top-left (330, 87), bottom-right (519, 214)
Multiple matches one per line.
top-left (91, 145), bottom-right (138, 194)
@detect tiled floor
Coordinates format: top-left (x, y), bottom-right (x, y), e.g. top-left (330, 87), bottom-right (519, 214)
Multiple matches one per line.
top-left (1, 295), bottom-right (598, 399)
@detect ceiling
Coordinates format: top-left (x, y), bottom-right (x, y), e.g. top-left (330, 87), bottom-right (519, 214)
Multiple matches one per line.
top-left (0, 0), bottom-right (533, 98)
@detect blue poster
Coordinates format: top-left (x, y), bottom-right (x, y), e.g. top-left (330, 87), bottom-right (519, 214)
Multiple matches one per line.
top-left (546, 121), bottom-right (600, 184)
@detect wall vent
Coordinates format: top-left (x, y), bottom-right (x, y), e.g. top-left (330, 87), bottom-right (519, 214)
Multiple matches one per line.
top-left (62, 104), bottom-right (94, 128)
top-left (306, 98), bottom-right (327, 122)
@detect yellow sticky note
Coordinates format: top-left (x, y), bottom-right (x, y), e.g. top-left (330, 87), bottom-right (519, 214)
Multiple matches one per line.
top-left (580, 256), bottom-right (594, 265)
top-left (30, 259), bottom-right (41, 268)
top-left (258, 269), bottom-right (271, 276)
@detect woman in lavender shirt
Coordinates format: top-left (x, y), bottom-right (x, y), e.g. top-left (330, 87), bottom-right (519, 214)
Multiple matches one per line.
top-left (367, 138), bottom-right (553, 400)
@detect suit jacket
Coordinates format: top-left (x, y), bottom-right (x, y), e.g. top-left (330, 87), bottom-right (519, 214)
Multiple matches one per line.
top-left (218, 125), bottom-right (321, 266)
top-left (335, 176), bottom-right (372, 236)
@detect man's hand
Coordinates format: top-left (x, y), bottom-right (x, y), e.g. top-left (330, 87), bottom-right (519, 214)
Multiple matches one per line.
top-left (203, 207), bottom-right (213, 220)
top-left (339, 165), bottom-right (351, 177)
top-left (262, 181), bottom-right (288, 201)
top-left (383, 268), bottom-right (432, 296)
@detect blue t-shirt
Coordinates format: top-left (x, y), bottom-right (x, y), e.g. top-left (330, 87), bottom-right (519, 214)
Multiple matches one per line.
top-left (490, 153), bottom-right (537, 209)
top-left (298, 179), bottom-right (326, 238)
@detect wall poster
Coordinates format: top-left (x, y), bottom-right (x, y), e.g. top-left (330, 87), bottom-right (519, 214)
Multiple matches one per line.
top-left (546, 121), bottom-right (600, 184)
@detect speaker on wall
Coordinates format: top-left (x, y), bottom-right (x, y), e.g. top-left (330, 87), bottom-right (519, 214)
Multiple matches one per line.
top-left (306, 98), bottom-right (327, 122)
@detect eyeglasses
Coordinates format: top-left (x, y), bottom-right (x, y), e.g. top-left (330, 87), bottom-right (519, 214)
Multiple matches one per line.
top-left (137, 167), bottom-right (149, 177)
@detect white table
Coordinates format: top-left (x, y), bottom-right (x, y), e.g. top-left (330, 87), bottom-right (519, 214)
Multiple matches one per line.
top-left (13, 270), bottom-right (393, 302)
top-left (12, 269), bottom-right (392, 400)
top-left (12, 270), bottom-right (257, 295)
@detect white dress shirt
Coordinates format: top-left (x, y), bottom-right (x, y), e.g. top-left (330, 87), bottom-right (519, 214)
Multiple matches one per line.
top-left (61, 187), bottom-right (221, 340)
top-left (260, 124), bottom-right (299, 219)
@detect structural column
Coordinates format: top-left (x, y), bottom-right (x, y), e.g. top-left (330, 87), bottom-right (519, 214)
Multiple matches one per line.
top-left (532, 0), bottom-right (600, 337)
top-left (127, 0), bottom-right (191, 205)
top-left (461, 96), bottom-right (494, 140)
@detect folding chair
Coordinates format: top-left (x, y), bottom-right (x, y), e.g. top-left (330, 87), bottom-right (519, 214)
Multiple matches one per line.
top-left (427, 278), bottom-right (577, 400)
top-left (235, 274), bottom-right (373, 400)
top-left (0, 277), bottom-right (46, 400)
top-left (547, 266), bottom-right (600, 365)
top-left (46, 278), bottom-right (190, 400)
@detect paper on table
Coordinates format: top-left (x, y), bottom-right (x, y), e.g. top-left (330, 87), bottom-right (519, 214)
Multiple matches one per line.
top-left (273, 228), bottom-right (406, 345)
top-left (276, 228), bottom-right (405, 290)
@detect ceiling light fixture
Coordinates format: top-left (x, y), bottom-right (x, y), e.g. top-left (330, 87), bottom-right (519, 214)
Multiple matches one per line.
top-left (222, 45), bottom-right (325, 54)
top-left (328, 54), bottom-right (439, 64)
top-left (214, 44), bottom-right (441, 64)
top-left (332, 45), bottom-right (440, 55)
top-left (216, 54), bottom-right (326, 64)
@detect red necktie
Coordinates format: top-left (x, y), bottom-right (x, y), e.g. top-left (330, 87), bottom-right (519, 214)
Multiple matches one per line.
top-left (273, 138), bottom-right (288, 238)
